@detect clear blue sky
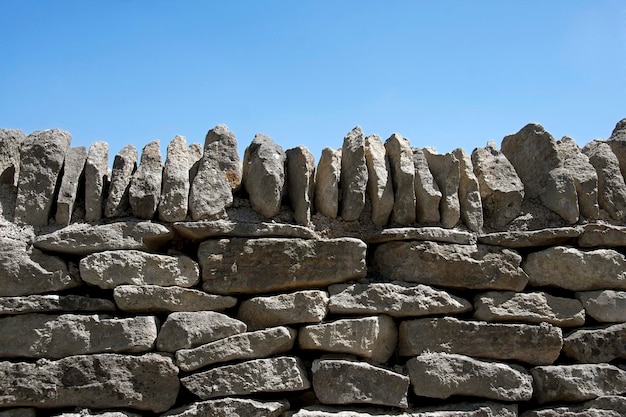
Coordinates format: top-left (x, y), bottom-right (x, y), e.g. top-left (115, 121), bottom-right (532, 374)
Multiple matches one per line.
top-left (1, 1), bottom-right (624, 163)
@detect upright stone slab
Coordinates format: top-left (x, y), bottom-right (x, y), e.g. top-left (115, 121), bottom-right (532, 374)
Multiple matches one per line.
top-left (129, 140), bottom-right (162, 219)
top-left (607, 118), bottom-right (626, 186)
top-left (422, 148), bottom-right (460, 228)
top-left (0, 128), bottom-right (24, 186)
top-left (453, 147), bottom-right (483, 231)
top-left (557, 136), bottom-right (599, 219)
top-left (340, 127), bottom-right (368, 221)
top-left (14, 129), bottom-right (71, 226)
top-left (562, 323), bottom-right (626, 363)
top-left (187, 142), bottom-right (203, 184)
top-left (105, 144), bottom-right (137, 218)
top-left (315, 147), bottom-right (341, 219)
top-left (55, 146), bottom-right (87, 226)
top-left (583, 140), bottom-right (626, 220)
top-left (113, 285), bottom-right (237, 313)
top-left (203, 124), bottom-right (242, 189)
top-left (162, 398), bottom-right (289, 417)
top-left (412, 147), bottom-right (441, 223)
top-left (286, 145), bottom-right (315, 225)
top-left (576, 290), bottom-right (626, 322)
top-left (364, 134), bottom-right (393, 226)
top-left (159, 135), bottom-right (191, 222)
top-left (385, 134), bottom-right (415, 225)
top-left (84, 141), bottom-right (109, 221)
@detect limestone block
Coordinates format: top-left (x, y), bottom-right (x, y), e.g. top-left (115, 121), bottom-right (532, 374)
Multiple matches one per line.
top-left (173, 219), bottom-right (317, 240)
top-left (0, 294), bottom-right (115, 316)
top-left (55, 146), bottom-right (87, 226)
top-left (412, 147), bottom-right (441, 223)
top-left (340, 127), bottom-right (368, 221)
top-left (521, 396), bottom-right (626, 417)
top-left (204, 124), bottom-right (242, 189)
top-left (0, 128), bottom-right (24, 186)
top-left (199, 237), bottom-right (366, 295)
top-left (289, 403), bottom-right (518, 416)
top-left (187, 142), bottom-right (203, 184)
top-left (562, 323), bottom-right (626, 363)
top-left (453, 148), bottom-right (483, 231)
top-left (162, 398), bottom-right (289, 417)
top-left (576, 290), bottom-right (626, 322)
top-left (583, 139), bottom-right (626, 220)
top-left (104, 144), bottom-right (137, 218)
top-left (373, 241), bottom-right (528, 291)
top-left (478, 227), bottom-right (580, 248)
top-left (366, 226), bottom-right (476, 245)
top-left (558, 136), bottom-right (600, 219)
top-left (113, 284), bottom-right (237, 313)
top-left (384, 134), bottom-right (415, 226)
top-left (156, 311), bottom-right (246, 352)
top-left (158, 135), bottom-right (191, 222)
top-left (0, 353), bottom-right (179, 412)
top-left (365, 134), bottom-right (394, 226)
top-left (579, 223), bottom-right (626, 247)
top-left (84, 141), bottom-right (109, 221)
top-left (315, 147), bottom-right (341, 218)
top-left (422, 148), bottom-right (460, 228)
top-left (80, 250), bottom-right (199, 289)
top-left (129, 140), bottom-right (162, 219)
top-left (286, 145), bottom-right (316, 225)
top-left (298, 315), bottom-right (397, 363)
top-left (399, 317), bottom-right (563, 365)
top-left (607, 118), bottom-right (626, 185)
top-left (312, 359), bottom-right (409, 408)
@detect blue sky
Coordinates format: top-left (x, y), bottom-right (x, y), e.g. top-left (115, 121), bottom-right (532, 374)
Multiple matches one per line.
top-left (1, 1), bottom-right (625, 163)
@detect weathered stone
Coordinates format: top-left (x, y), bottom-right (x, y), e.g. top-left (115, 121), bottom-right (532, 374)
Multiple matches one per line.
top-left (237, 290), bottom-right (329, 330)
top-left (174, 219), bottom-right (317, 240)
top-left (384, 134), bottom-right (415, 226)
top-left (583, 140), bottom-right (626, 221)
top-left (374, 241), bottom-right (528, 291)
top-left (52, 410), bottom-right (140, 417)
top-left (162, 398), bottom-right (289, 417)
top-left (365, 134), bottom-right (394, 226)
top-left (399, 317), bottom-right (563, 365)
top-left (471, 141), bottom-right (524, 228)
top-left (289, 403), bottom-right (518, 417)
top-left (315, 147), bottom-right (341, 218)
top-left (203, 124), bottom-right (242, 190)
top-left (0, 353), bottom-right (179, 412)
top-left (80, 250), bottom-right (199, 289)
top-left (328, 282), bottom-right (471, 318)
top-left (129, 140), bottom-right (162, 219)
top-left (34, 221), bottom-right (173, 256)
top-left (199, 237), bottom-right (366, 295)
top-left (453, 148), bottom-right (483, 231)
top-left (242, 133), bottom-right (285, 218)
top-left (579, 223), bottom-right (626, 247)
top-left (312, 359), bottom-right (409, 408)
top-left (113, 285), bottom-right (237, 313)
top-left (286, 145), bottom-right (315, 225)
top-left (531, 364), bottom-right (626, 404)
top-left (478, 227), bottom-right (581, 248)
top-left (366, 227), bottom-right (476, 245)
top-left (407, 352), bottom-right (533, 401)
top-left (558, 136), bottom-right (600, 219)
top-left (187, 142), bottom-right (203, 184)
top-left (0, 129), bottom-right (24, 186)
top-left (158, 135), bottom-right (191, 222)
top-left (0, 313), bottom-right (157, 358)
top-left (156, 311), bottom-right (246, 352)
top-left (422, 148), bottom-right (460, 228)
top-left (55, 146), bottom-right (87, 226)
top-left (299, 315), bottom-right (397, 363)
top-left (576, 290), bottom-right (626, 322)
top-left (607, 118), bottom-right (626, 189)
top-left (104, 144), bottom-right (137, 218)
top-left (180, 356), bottom-right (310, 399)
top-left (0, 409), bottom-right (36, 417)
top-left (84, 141), bottom-right (109, 222)
top-left (0, 294), bottom-right (115, 316)
top-left (523, 246), bottom-right (626, 291)
top-left (341, 127), bottom-right (368, 221)
top-left (14, 129), bottom-right (71, 226)
top-left (521, 396), bottom-right (626, 417)
top-left (412, 148), bottom-right (441, 224)
top-left (563, 323), bottom-right (626, 363)
top-left (176, 326), bottom-right (296, 372)
top-left (473, 291), bottom-right (585, 327)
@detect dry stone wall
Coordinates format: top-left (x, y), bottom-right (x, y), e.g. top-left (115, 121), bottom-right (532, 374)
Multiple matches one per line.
top-left (1, 120), bottom-right (626, 416)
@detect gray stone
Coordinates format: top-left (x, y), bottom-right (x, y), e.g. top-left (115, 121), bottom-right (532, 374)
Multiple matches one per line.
top-left (453, 148), bottom-right (483, 232)
top-left (299, 315), bottom-right (397, 363)
top-left (521, 396), bottom-right (626, 417)
top-left (187, 143), bottom-right (203, 185)
top-left (0, 409), bottom-right (35, 417)
top-left (523, 246), bottom-right (626, 291)
top-left (286, 145), bottom-right (315, 225)
top-left (0, 313), bottom-right (157, 358)
top-left (583, 140), bottom-right (626, 221)
top-left (174, 219), bottom-right (317, 240)
top-left (407, 352), bottom-right (533, 401)
top-left (129, 140), bottom-right (162, 219)
top-left (158, 135), bottom-right (191, 222)
top-left (478, 227), bottom-right (581, 248)
top-left (341, 127), bottom-right (368, 221)
top-left (84, 141), bottom-right (109, 222)
top-left (180, 356), bottom-right (310, 399)
top-left (473, 291), bottom-right (585, 327)
top-left (14, 129), bottom-right (71, 226)
top-left (105, 144), bottom-right (137, 218)
top-left (312, 359), bottom-right (409, 408)
top-left (162, 398), bottom-right (289, 417)
top-left (0, 294), bottom-right (115, 316)
top-left (531, 364), bottom-right (626, 404)
top-left (80, 250), bottom-right (199, 289)
top-left (365, 134), bottom-right (394, 226)
top-left (328, 282), bottom-right (471, 318)
top-left (55, 146), bottom-right (87, 226)
top-left (399, 317), bottom-right (563, 365)
top-left (557, 136), bottom-right (600, 219)
top-left (576, 290), bottom-right (626, 322)
top-left (176, 326), bottom-right (297, 372)
top-left (579, 223), bottom-right (626, 247)
top-left (366, 227), bottom-right (476, 245)
top-left (563, 323), bottom-right (626, 363)
top-left (412, 148), bottom-right (441, 224)
top-left (52, 410), bottom-right (140, 417)
top-left (203, 124), bottom-right (242, 190)
top-left (242, 133), bottom-right (285, 218)
top-left (373, 241), bottom-right (528, 291)
top-left (422, 148), bottom-right (460, 228)
top-left (237, 290), bottom-right (329, 330)
top-left (0, 129), bottom-right (24, 186)
top-left (199, 237), bottom-right (366, 295)
top-left (289, 403), bottom-right (518, 416)
top-left (156, 311), bottom-right (246, 352)
top-left (113, 284), bottom-right (237, 313)
top-left (315, 147), bottom-right (341, 218)
top-left (385, 134), bottom-right (416, 225)
top-left (0, 353), bottom-right (179, 412)
top-left (607, 119), bottom-right (626, 188)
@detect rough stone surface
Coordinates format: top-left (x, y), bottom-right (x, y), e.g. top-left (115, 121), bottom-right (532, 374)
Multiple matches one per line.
top-left (79, 250), bottom-right (199, 289)
top-left (199, 238), bottom-right (367, 295)
top-left (412, 148), bottom-right (441, 224)
top-left (576, 289), bottom-right (626, 322)
top-left (562, 323), bottom-right (626, 363)
top-left (180, 356), bottom-right (310, 399)
top-left (365, 134), bottom-right (394, 226)
top-left (187, 142), bottom-right (203, 184)
top-left (341, 127), bottom-right (368, 221)
top-left (289, 403), bottom-right (518, 416)
top-left (55, 146), bottom-right (87, 226)
top-left (453, 148), bottom-right (483, 232)
top-left (156, 311), bottom-right (246, 352)
top-left (0, 129), bottom-right (23, 186)
top-left (286, 145), bottom-right (316, 225)
top-left (104, 144), bottom-right (137, 218)
top-left (299, 315), bottom-right (397, 363)
top-left (328, 282), bottom-right (471, 318)
top-left (557, 136), bottom-right (600, 219)
top-left (0, 314), bottom-right (157, 358)
top-left (163, 398), bottom-right (289, 417)
top-left (312, 359), bottom-right (409, 408)
top-left (315, 147), bottom-right (341, 219)
top-left (203, 124), bottom-right (242, 190)
top-left (174, 219), bottom-right (317, 240)
top-left (113, 284), bottom-right (237, 313)
top-left (406, 352), bottom-right (533, 401)
top-left (521, 396), bottom-right (626, 417)
top-left (237, 290), bottom-right (329, 330)
top-left (0, 353), bottom-right (179, 412)
top-left (176, 326), bottom-right (296, 372)
top-left (51, 411), bottom-right (140, 417)
top-left (0, 409), bottom-right (36, 417)
top-left (579, 223), bottom-right (626, 247)
top-left (374, 241), bottom-right (528, 291)
top-left (385, 134), bottom-right (415, 225)
top-left (366, 227), bottom-right (476, 245)
top-left (523, 246), bottom-right (626, 291)
top-left (422, 148), bottom-right (460, 228)
top-left (84, 141), bottom-right (109, 222)
top-left (158, 135), bottom-right (191, 222)
top-left (583, 140), bottom-right (626, 220)
top-left (128, 140), bottom-right (162, 219)
top-left (0, 294), bottom-right (115, 316)
top-left (14, 129), bottom-right (71, 226)
top-left (399, 317), bottom-right (563, 365)
top-left (478, 227), bottom-right (581, 248)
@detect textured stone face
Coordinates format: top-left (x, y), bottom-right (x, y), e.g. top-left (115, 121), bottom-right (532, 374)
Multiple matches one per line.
top-left (453, 147), bottom-right (483, 232)
top-left (583, 140), bottom-right (626, 220)
top-left (174, 219), bottom-right (317, 240)
top-left (340, 127), bottom-right (368, 221)
top-left (315, 147), bottom-right (341, 219)
top-left (365, 134), bottom-right (394, 226)
top-left (412, 147), bottom-right (441, 224)
top-left (0, 128), bottom-right (24, 187)
top-left (557, 136), bottom-right (599, 219)
top-left (562, 323), bottom-right (626, 363)
top-left (576, 289), bottom-right (626, 322)
top-left (105, 144), bottom-right (137, 218)
top-left (366, 226), bottom-right (476, 245)
top-left (385, 134), bottom-right (415, 226)
top-left (422, 148), bottom-right (460, 228)
top-left (286, 145), bottom-right (316, 225)
top-left (113, 284), bottom-right (237, 313)
top-left (521, 396), bottom-right (626, 417)
top-left (55, 146), bottom-right (87, 226)
top-left (579, 223), bottom-right (626, 247)
top-left (0, 294), bottom-right (115, 316)
top-left (478, 227), bottom-right (580, 248)
top-left (162, 398), bottom-right (289, 417)
top-left (129, 140), bottom-right (162, 219)
top-left (84, 141), bottom-right (109, 222)
top-left (159, 135), bottom-right (191, 222)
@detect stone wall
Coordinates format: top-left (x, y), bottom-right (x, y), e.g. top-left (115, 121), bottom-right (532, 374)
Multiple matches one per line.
top-left (0, 120), bottom-right (625, 416)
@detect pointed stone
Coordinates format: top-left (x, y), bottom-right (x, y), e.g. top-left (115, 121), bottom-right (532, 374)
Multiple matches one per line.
top-left (129, 140), bottom-right (162, 219)
top-left (364, 134), bottom-right (393, 226)
top-left (84, 141), bottom-right (109, 222)
top-left (576, 289), bottom-right (626, 322)
top-left (0, 129), bottom-right (24, 186)
top-left (159, 135), bottom-right (191, 222)
top-left (385, 134), bottom-right (415, 225)
top-left (113, 284), bottom-right (237, 313)
top-left (286, 145), bottom-right (315, 225)
top-left (105, 144), bottom-right (137, 218)
top-left (203, 124), bottom-right (242, 190)
top-left (315, 147), bottom-right (341, 218)
top-left (412, 147), bottom-right (441, 223)
top-left (563, 323), bottom-right (626, 363)
top-left (606, 118), bottom-right (626, 192)
top-left (422, 148), bottom-right (460, 228)
top-left (187, 142), bottom-right (203, 184)
top-left (55, 146), bottom-right (87, 226)
top-left (0, 294), bottom-right (115, 316)
top-left (340, 127), bottom-right (368, 221)
top-left (453, 148), bottom-right (483, 231)
top-left (558, 136), bottom-right (599, 219)
top-left (583, 140), bottom-right (626, 220)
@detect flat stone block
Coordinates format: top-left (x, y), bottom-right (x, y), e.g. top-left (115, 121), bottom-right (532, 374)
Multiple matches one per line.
top-left (113, 284), bottom-right (236, 313)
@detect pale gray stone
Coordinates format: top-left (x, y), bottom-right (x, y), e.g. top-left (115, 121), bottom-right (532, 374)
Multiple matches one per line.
top-left (341, 127), bottom-right (368, 221)
top-left (385, 134), bottom-right (416, 225)
top-left (55, 146), bottom-right (87, 226)
top-left (315, 147), bottom-right (341, 218)
top-left (478, 227), bottom-right (581, 248)
top-left (162, 398), bottom-right (289, 417)
top-left (0, 129), bottom-right (24, 186)
top-left (412, 148), bottom-right (441, 224)
top-left (0, 353), bottom-right (179, 412)
top-left (399, 317), bottom-right (563, 365)
top-left (199, 237), bottom-right (366, 295)
top-left (563, 323), bottom-right (626, 363)
top-left (299, 315), bottom-right (397, 363)
top-left (80, 250), bottom-right (199, 289)
top-left (374, 241), bottom-right (528, 291)
top-left (129, 140), bottom-right (162, 219)
top-left (84, 141), bottom-right (109, 222)
top-left (0, 294), bottom-right (115, 316)
top-left (180, 356), bottom-right (310, 399)
top-left (203, 124), bottom-right (242, 190)
top-left (366, 227), bottom-right (476, 245)
top-left (113, 284), bottom-right (237, 313)
top-left (158, 135), bottom-right (191, 222)
top-left (365, 134), bottom-right (394, 226)
top-left (52, 410), bottom-right (140, 417)
top-left (579, 223), bottom-right (626, 247)
top-left (312, 359), bottom-right (409, 408)
top-left (576, 290), bottom-right (626, 322)
top-left (176, 326), bottom-right (296, 372)
top-left (453, 148), bottom-right (483, 232)
top-left (288, 403), bottom-right (518, 417)
top-left (558, 136), bottom-right (599, 219)
top-left (286, 145), bottom-right (315, 225)
top-left (174, 219), bottom-right (316, 240)
top-left (607, 118), bottom-right (626, 190)
top-left (156, 311), bottom-right (246, 352)
top-left (422, 148), bottom-right (460, 228)
top-left (187, 143), bottom-right (203, 185)
top-left (407, 352), bottom-right (533, 401)
top-left (521, 396), bottom-right (626, 417)
top-left (105, 144), bottom-right (137, 218)
top-left (583, 140), bottom-right (626, 221)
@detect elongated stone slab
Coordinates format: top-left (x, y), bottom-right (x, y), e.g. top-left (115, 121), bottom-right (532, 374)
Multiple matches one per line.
top-left (174, 219), bottom-right (317, 240)
top-left (423, 148), bottom-right (460, 228)
top-left (576, 290), bottom-right (626, 322)
top-left (340, 127), bottom-right (368, 221)
top-left (365, 134), bottom-right (394, 226)
top-left (0, 294), bottom-right (115, 316)
top-left (385, 134), bottom-right (416, 226)
top-left (286, 145), bottom-right (315, 225)
top-left (105, 144), bottom-right (137, 218)
top-left (158, 135), bottom-right (191, 222)
top-left (180, 356), bottom-right (310, 399)
top-left (84, 141), bottom-right (109, 221)
top-left (366, 227), bottom-right (476, 245)
top-left (80, 250), bottom-right (199, 289)
top-left (399, 317), bottom-right (563, 365)
top-left (129, 140), bottom-right (162, 219)
top-left (563, 323), bottom-right (626, 363)
top-left (412, 147), bottom-right (441, 224)
top-left (579, 223), bottom-right (626, 247)
top-left (0, 128), bottom-right (24, 187)
top-left (583, 139), bottom-right (626, 221)
top-left (199, 237), bottom-right (366, 295)
top-left (521, 396), bottom-right (626, 417)
top-left (453, 148), bottom-right (483, 232)
top-left (52, 411), bottom-right (139, 417)
top-left (113, 285), bottom-right (237, 313)
top-left (162, 398), bottom-right (289, 417)
top-left (289, 403), bottom-right (518, 416)
top-left (55, 146), bottom-right (87, 226)
top-left (478, 227), bottom-right (581, 248)
top-left (315, 147), bottom-right (341, 219)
